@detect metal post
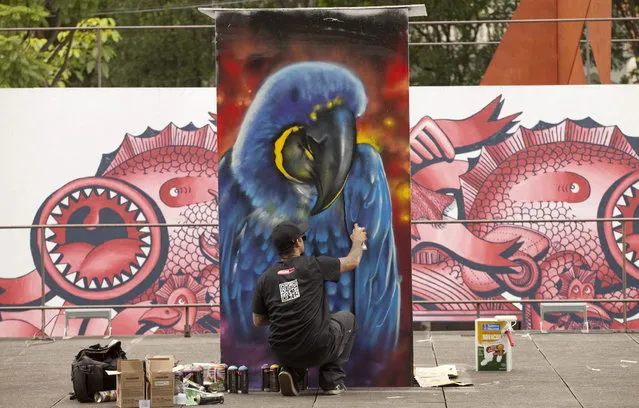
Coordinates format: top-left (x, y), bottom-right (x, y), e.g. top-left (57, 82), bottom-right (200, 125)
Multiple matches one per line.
top-left (584, 23), bottom-right (591, 84)
top-left (97, 27), bottom-right (102, 87)
top-left (39, 227), bottom-right (47, 338)
top-left (622, 221), bottom-right (628, 331)
top-left (184, 306), bottom-right (191, 338)
top-left (476, 302), bottom-right (480, 319)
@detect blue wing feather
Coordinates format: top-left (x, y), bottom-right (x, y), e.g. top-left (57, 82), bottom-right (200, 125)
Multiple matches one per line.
top-left (219, 153), bottom-right (278, 342)
top-left (343, 144), bottom-right (400, 352)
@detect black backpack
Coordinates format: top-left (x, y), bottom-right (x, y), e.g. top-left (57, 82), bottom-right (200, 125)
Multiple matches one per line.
top-left (71, 340), bottom-right (127, 402)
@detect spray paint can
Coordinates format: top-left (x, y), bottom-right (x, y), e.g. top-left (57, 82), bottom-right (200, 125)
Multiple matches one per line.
top-left (222, 364), bottom-right (229, 391)
top-left (296, 368), bottom-right (309, 391)
top-left (194, 392), bottom-right (225, 405)
top-left (206, 363), bottom-right (216, 383)
top-left (269, 364), bottom-right (280, 392)
top-left (175, 371), bottom-right (184, 394)
top-left (214, 364), bottom-right (227, 392)
top-left (195, 366), bottom-right (205, 385)
top-left (227, 365), bottom-right (238, 393)
top-left (261, 364), bottom-right (271, 391)
top-left (94, 390), bottom-right (116, 403)
top-left (238, 365), bottom-right (249, 394)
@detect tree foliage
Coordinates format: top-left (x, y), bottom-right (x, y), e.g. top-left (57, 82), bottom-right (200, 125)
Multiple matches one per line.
top-left (101, 0), bottom-right (215, 87)
top-left (1, 0), bottom-right (637, 87)
top-left (614, 0), bottom-right (639, 83)
top-left (0, 1), bottom-right (120, 87)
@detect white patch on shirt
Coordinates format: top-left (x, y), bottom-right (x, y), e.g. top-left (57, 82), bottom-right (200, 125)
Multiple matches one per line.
top-left (279, 279), bottom-right (300, 303)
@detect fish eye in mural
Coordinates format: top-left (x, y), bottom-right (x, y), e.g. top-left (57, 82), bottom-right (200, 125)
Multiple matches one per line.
top-left (0, 122), bottom-right (221, 337)
top-left (411, 96), bottom-right (639, 331)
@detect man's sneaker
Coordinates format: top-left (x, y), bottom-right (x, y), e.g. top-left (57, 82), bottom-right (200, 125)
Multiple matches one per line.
top-left (278, 369), bottom-right (299, 396)
top-left (324, 383), bottom-right (347, 395)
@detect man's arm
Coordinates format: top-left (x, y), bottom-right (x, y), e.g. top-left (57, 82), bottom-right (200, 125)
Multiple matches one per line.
top-left (252, 278), bottom-right (269, 327)
top-left (253, 313), bottom-right (270, 327)
top-left (339, 223), bottom-right (367, 272)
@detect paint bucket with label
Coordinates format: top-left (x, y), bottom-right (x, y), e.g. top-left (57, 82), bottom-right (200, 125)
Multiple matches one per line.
top-left (475, 315), bottom-right (517, 372)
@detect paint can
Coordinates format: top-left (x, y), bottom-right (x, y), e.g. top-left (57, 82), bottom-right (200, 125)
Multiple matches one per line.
top-left (206, 363), bottom-right (216, 383)
top-left (475, 315), bottom-right (516, 372)
top-left (175, 371), bottom-right (184, 394)
top-left (94, 390), bottom-right (116, 403)
top-left (269, 364), bottom-right (280, 392)
top-left (194, 392), bottom-right (225, 405)
top-left (261, 364), bottom-right (270, 391)
top-left (182, 368), bottom-right (195, 384)
top-left (215, 363), bottom-right (227, 392)
top-left (238, 365), bottom-right (249, 393)
top-left (185, 379), bottom-right (206, 392)
top-left (203, 381), bottom-right (214, 393)
top-left (195, 366), bottom-right (205, 385)
top-left (296, 368), bottom-right (308, 391)
top-left (227, 365), bottom-right (238, 393)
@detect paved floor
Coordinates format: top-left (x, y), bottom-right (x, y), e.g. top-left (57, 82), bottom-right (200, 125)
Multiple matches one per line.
top-left (1, 331), bottom-right (638, 407)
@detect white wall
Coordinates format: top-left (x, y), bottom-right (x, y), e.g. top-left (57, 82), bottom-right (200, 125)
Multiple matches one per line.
top-left (0, 88), bottom-right (215, 278)
top-left (1, 85), bottom-right (637, 278)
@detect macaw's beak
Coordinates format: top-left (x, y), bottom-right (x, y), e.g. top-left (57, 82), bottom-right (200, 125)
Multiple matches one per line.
top-left (306, 104), bottom-right (356, 215)
top-left (274, 103), bottom-right (356, 215)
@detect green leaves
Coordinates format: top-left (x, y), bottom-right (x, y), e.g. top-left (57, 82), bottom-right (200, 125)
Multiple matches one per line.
top-left (0, 3), bottom-right (120, 87)
top-left (0, 4), bottom-right (49, 28)
top-left (409, 0), bottom-right (516, 86)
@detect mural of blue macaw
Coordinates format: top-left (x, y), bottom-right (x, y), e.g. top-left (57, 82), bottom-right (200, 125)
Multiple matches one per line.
top-left (219, 61), bottom-right (400, 356)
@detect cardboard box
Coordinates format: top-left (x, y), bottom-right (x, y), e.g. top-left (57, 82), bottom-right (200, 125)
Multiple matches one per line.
top-left (106, 360), bottom-right (145, 408)
top-left (145, 355), bottom-right (175, 407)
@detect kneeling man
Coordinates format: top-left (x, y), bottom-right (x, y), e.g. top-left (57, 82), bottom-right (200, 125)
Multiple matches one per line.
top-left (252, 221), bottom-right (366, 396)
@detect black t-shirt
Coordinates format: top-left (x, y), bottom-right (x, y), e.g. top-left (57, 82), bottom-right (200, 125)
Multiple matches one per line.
top-left (252, 255), bottom-right (340, 358)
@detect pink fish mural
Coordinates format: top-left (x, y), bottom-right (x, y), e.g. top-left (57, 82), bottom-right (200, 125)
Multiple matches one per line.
top-left (2, 92), bottom-right (639, 337)
top-left (0, 120), bottom-right (220, 337)
top-left (410, 96), bottom-right (639, 330)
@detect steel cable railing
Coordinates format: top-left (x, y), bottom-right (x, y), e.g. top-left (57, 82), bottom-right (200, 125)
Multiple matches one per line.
top-left (0, 216), bottom-right (636, 337)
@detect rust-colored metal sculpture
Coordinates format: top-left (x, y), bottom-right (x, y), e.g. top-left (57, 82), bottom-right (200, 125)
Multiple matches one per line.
top-left (482, 0), bottom-right (611, 85)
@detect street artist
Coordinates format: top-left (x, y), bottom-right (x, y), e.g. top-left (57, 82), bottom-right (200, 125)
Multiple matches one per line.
top-left (252, 221), bottom-right (366, 396)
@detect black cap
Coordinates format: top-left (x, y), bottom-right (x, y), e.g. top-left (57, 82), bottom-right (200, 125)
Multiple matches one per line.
top-left (272, 221), bottom-right (309, 254)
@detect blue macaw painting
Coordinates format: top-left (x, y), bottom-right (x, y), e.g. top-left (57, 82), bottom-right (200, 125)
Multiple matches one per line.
top-left (215, 9), bottom-right (412, 387)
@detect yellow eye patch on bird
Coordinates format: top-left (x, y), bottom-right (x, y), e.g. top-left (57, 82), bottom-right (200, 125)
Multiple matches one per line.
top-left (274, 125), bottom-right (314, 184)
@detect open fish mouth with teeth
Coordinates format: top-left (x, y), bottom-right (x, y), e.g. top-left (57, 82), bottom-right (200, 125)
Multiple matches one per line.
top-left (600, 169), bottom-right (639, 282)
top-left (31, 177), bottom-right (169, 304)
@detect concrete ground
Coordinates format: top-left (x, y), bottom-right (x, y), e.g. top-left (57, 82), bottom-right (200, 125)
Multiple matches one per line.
top-left (1, 331), bottom-right (638, 407)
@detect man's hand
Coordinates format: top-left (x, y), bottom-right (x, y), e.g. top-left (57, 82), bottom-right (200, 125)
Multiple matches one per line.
top-left (350, 223), bottom-right (367, 245)
top-left (340, 223), bottom-right (367, 272)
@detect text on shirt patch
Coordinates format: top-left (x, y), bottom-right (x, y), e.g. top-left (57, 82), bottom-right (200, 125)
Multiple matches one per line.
top-left (279, 279), bottom-right (300, 303)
